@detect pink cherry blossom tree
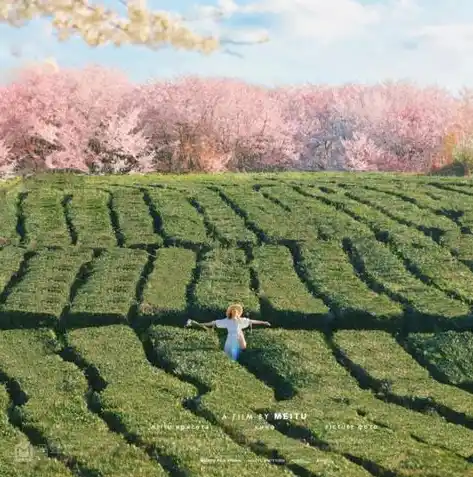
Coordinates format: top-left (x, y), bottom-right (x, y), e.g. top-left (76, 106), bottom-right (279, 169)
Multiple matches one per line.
top-left (0, 64), bottom-right (152, 175)
top-left (135, 76), bottom-right (299, 172)
top-left (0, 64), bottom-right (472, 177)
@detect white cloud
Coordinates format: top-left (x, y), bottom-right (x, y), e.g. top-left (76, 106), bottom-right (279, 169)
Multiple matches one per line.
top-left (273, 0), bottom-right (380, 43)
top-left (412, 23), bottom-right (473, 52)
top-left (196, 0), bottom-right (382, 44)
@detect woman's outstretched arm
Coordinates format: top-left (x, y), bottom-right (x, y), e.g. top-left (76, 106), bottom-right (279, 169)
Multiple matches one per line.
top-left (186, 319), bottom-right (216, 327)
top-left (249, 319), bottom-right (271, 326)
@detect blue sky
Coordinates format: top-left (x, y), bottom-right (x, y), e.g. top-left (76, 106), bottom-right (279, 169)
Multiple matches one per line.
top-left (0, 0), bottom-right (472, 93)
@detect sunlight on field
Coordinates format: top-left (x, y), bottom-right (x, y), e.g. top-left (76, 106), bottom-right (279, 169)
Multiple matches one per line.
top-left (0, 171), bottom-right (472, 476)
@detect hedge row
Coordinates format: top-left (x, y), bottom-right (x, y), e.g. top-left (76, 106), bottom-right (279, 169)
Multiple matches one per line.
top-left (67, 324), bottom-right (290, 476)
top-left (0, 247), bottom-right (25, 297)
top-left (262, 184), bottom-right (370, 241)
top-left (0, 384), bottom-right (73, 477)
top-left (333, 330), bottom-right (473, 433)
top-left (0, 248), bottom-right (92, 328)
top-left (427, 183), bottom-right (473, 198)
top-left (68, 249), bottom-right (148, 326)
top-left (147, 324), bottom-right (371, 476)
top-left (338, 183), bottom-right (456, 237)
top-left (217, 185), bottom-right (307, 242)
top-left (190, 187), bottom-right (258, 245)
top-left (138, 247), bottom-right (196, 325)
top-left (298, 240), bottom-right (403, 327)
top-left (109, 187), bottom-right (163, 247)
top-left (0, 188), bottom-right (20, 247)
top-left (338, 183), bottom-right (473, 263)
top-left (252, 244), bottom-right (330, 327)
top-left (405, 331), bottom-right (473, 386)
top-left (67, 188), bottom-right (117, 248)
top-left (346, 182), bottom-right (451, 214)
top-left (21, 189), bottom-right (72, 248)
top-left (349, 236), bottom-right (470, 329)
top-left (0, 329), bottom-right (162, 476)
top-left (422, 185), bottom-right (473, 258)
top-left (243, 329), bottom-right (473, 473)
top-left (145, 187), bottom-right (211, 246)
top-left (191, 247), bottom-right (260, 320)
top-left (347, 182), bottom-right (473, 262)
top-left (304, 186), bottom-right (473, 306)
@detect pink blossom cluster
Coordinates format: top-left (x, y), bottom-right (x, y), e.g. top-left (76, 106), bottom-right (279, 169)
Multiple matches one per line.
top-left (0, 64), bottom-right (470, 176)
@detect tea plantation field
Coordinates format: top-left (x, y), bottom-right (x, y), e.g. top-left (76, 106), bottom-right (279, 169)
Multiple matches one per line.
top-left (1, 171), bottom-right (473, 477)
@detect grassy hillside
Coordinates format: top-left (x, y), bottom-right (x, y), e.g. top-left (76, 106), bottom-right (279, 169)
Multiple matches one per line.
top-left (0, 171), bottom-right (473, 476)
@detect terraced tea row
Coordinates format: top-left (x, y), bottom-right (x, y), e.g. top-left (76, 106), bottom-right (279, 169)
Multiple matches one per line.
top-left (0, 328), bottom-right (165, 476)
top-left (331, 330), bottom-right (473, 433)
top-left (259, 329), bottom-right (473, 470)
top-left (0, 384), bottom-right (73, 477)
top-left (297, 240), bottom-right (404, 327)
top-left (334, 182), bottom-right (473, 262)
top-left (1, 173), bottom-right (473, 477)
top-left (2, 323), bottom-right (473, 476)
top-left (0, 248), bottom-right (93, 328)
top-left (70, 325), bottom-right (311, 476)
top-left (348, 236), bottom-right (470, 322)
top-left (285, 184), bottom-right (473, 324)
top-left (147, 326), bottom-right (473, 476)
top-left (0, 185), bottom-right (263, 249)
top-left (0, 239), bottom-right (471, 331)
top-left (4, 178), bottom-right (473, 256)
top-left (67, 325), bottom-right (290, 476)
top-left (146, 325), bottom-right (371, 476)
top-left (405, 330), bottom-right (473, 387)
top-left (0, 181), bottom-right (394, 248)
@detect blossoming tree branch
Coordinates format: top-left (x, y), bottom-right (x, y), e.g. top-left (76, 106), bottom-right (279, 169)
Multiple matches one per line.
top-left (0, 0), bottom-right (269, 53)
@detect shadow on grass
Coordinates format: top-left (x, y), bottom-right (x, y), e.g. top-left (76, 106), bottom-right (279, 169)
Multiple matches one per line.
top-left (0, 304), bottom-right (471, 333)
top-left (329, 307), bottom-right (473, 334)
top-left (258, 295), bottom-right (334, 330)
top-left (238, 347), bottom-right (299, 401)
top-left (429, 162), bottom-right (470, 177)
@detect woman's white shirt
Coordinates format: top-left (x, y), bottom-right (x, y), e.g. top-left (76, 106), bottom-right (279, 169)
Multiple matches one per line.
top-left (215, 317), bottom-right (250, 337)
